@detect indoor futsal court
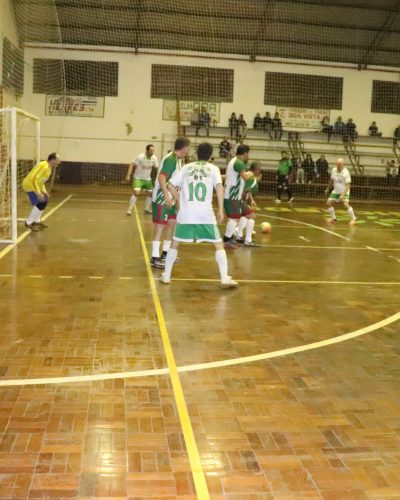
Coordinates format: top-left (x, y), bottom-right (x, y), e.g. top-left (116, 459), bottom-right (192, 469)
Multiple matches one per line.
top-left (0, 1), bottom-right (400, 499)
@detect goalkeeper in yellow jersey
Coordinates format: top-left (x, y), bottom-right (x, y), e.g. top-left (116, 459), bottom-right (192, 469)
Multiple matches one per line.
top-left (22, 153), bottom-right (61, 231)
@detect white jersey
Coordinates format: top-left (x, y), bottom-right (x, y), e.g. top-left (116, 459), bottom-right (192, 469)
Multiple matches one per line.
top-left (331, 166), bottom-right (351, 194)
top-left (152, 152), bottom-right (182, 204)
top-left (169, 161), bottom-right (222, 224)
top-left (224, 156), bottom-right (246, 200)
top-left (133, 153), bottom-right (159, 180)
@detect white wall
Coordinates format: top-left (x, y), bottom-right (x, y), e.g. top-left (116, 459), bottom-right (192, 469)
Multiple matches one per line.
top-left (20, 45), bottom-right (400, 164)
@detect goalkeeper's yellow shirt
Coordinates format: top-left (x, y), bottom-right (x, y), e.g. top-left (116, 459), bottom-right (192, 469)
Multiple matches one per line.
top-left (22, 161), bottom-right (51, 194)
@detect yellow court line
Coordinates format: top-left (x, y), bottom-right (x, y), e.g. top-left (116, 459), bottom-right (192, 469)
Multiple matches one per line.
top-left (133, 206), bottom-right (210, 500)
top-left (0, 194), bottom-right (73, 261)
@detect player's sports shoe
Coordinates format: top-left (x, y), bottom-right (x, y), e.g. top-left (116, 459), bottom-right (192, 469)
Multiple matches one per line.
top-left (25, 222), bottom-right (40, 231)
top-left (34, 222), bottom-right (48, 229)
top-left (224, 239), bottom-right (239, 249)
top-left (349, 219), bottom-right (356, 226)
top-left (126, 210), bottom-right (132, 216)
top-left (235, 237), bottom-right (245, 244)
top-left (326, 218), bottom-right (337, 223)
top-left (144, 209), bottom-right (152, 214)
top-left (159, 274), bottom-right (170, 284)
top-left (150, 257), bottom-right (165, 269)
top-left (275, 199), bottom-right (281, 204)
top-left (244, 241), bottom-right (260, 247)
top-left (221, 277), bottom-right (238, 289)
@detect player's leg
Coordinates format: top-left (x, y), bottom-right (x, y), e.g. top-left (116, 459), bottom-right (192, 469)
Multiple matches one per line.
top-left (343, 199), bottom-right (356, 225)
top-left (223, 200), bottom-right (241, 248)
top-left (285, 180), bottom-right (294, 203)
top-left (144, 192), bottom-right (152, 213)
top-left (127, 182), bottom-right (141, 215)
top-left (275, 175), bottom-right (283, 203)
top-left (161, 223), bottom-right (196, 283)
top-left (214, 241), bottom-right (237, 288)
top-left (34, 197), bottom-right (49, 228)
top-left (326, 196), bottom-right (337, 223)
top-left (244, 213), bottom-right (256, 246)
top-left (160, 209), bottom-right (177, 261)
top-left (151, 202), bottom-right (169, 268)
top-left (236, 216), bottom-right (247, 242)
top-left (25, 192), bottom-right (42, 231)
top-left (160, 240), bottom-right (180, 284)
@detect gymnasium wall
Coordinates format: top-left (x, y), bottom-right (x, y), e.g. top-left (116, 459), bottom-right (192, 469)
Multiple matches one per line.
top-left (0, 0), bottom-right (19, 107)
top-left (21, 45), bottom-right (400, 164)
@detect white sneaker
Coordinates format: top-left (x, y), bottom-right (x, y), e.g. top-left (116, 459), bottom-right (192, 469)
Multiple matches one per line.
top-left (349, 219), bottom-right (356, 226)
top-left (221, 277), bottom-right (238, 289)
top-left (159, 274), bottom-right (171, 284)
top-left (275, 199), bottom-right (281, 204)
top-left (126, 210), bottom-right (132, 216)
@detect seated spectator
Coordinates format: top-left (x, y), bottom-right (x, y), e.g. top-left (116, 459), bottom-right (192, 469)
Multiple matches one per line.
top-left (190, 107), bottom-right (199, 128)
top-left (229, 112), bottom-right (238, 138)
top-left (346, 118), bottom-right (357, 142)
top-left (293, 155), bottom-right (304, 184)
top-left (333, 116), bottom-right (346, 136)
top-left (369, 121), bottom-right (381, 137)
top-left (253, 113), bottom-right (263, 131)
top-left (393, 124), bottom-right (400, 146)
top-left (196, 106), bottom-right (210, 136)
top-left (263, 111), bottom-right (273, 139)
top-left (219, 137), bottom-right (232, 159)
top-left (321, 116), bottom-right (333, 142)
top-left (238, 114), bottom-right (247, 138)
top-left (273, 112), bottom-right (283, 140)
top-left (302, 154), bottom-right (316, 184)
top-left (316, 154), bottom-right (329, 178)
top-left (386, 159), bottom-right (397, 178)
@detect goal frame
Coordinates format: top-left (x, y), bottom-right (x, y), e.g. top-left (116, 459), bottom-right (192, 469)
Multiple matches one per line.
top-left (0, 107), bottom-right (41, 244)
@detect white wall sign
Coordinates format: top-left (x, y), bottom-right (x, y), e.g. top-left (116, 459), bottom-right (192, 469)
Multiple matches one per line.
top-left (46, 95), bottom-right (105, 117)
top-left (277, 107), bottom-right (329, 129)
top-left (163, 100), bottom-right (220, 122)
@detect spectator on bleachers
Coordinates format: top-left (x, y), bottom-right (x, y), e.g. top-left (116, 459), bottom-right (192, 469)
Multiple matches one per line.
top-left (302, 153), bottom-right (316, 184)
top-left (190, 107), bottom-right (199, 129)
top-left (346, 118), bottom-right (357, 142)
top-left (393, 124), bottom-right (400, 146)
top-left (229, 112), bottom-right (238, 138)
top-left (321, 116), bottom-right (333, 142)
top-left (316, 154), bottom-right (329, 179)
top-left (386, 159), bottom-right (397, 178)
top-left (333, 116), bottom-right (346, 136)
top-left (263, 112), bottom-right (273, 139)
top-left (273, 112), bottom-right (283, 140)
top-left (196, 106), bottom-right (210, 136)
top-left (238, 114), bottom-right (247, 138)
top-left (368, 121), bottom-right (381, 137)
top-left (219, 137), bottom-right (232, 159)
top-left (294, 155), bottom-right (304, 184)
top-left (253, 113), bottom-right (263, 131)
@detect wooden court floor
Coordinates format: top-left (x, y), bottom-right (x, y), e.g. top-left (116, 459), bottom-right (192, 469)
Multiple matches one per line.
top-left (0, 190), bottom-right (399, 499)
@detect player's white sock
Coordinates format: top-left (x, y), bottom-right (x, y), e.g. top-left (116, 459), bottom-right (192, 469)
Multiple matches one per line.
top-left (215, 249), bottom-right (228, 281)
top-left (162, 240), bottom-right (171, 253)
top-left (34, 209), bottom-right (42, 223)
top-left (27, 206), bottom-right (41, 225)
top-left (128, 194), bottom-right (137, 211)
top-left (347, 206), bottom-right (356, 220)
top-left (237, 217), bottom-right (247, 238)
top-left (163, 248), bottom-right (178, 279)
top-left (328, 206), bottom-right (336, 219)
top-left (225, 218), bottom-right (237, 238)
top-left (152, 241), bottom-right (160, 258)
top-left (245, 219), bottom-right (255, 243)
top-left (145, 197), bottom-right (152, 211)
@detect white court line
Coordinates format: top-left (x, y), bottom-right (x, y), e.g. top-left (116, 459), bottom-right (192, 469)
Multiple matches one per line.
top-left (0, 311), bottom-right (398, 387)
top-left (171, 278), bottom-right (400, 286)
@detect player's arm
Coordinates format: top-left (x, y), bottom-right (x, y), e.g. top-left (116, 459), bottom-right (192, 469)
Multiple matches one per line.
top-left (126, 162), bottom-right (136, 181)
top-left (240, 170), bottom-right (254, 181)
top-left (215, 183), bottom-right (224, 224)
top-left (325, 177), bottom-right (334, 194)
top-left (158, 173), bottom-right (173, 207)
top-left (340, 182), bottom-right (351, 199)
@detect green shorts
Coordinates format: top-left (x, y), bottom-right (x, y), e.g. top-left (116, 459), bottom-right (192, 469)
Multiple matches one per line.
top-left (173, 223), bottom-right (222, 243)
top-left (133, 179), bottom-right (153, 191)
top-left (224, 199), bottom-right (242, 219)
top-left (152, 202), bottom-right (177, 225)
top-left (329, 192), bottom-right (350, 202)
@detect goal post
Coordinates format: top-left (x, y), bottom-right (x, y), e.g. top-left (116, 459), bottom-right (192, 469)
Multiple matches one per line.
top-left (0, 107), bottom-right (40, 244)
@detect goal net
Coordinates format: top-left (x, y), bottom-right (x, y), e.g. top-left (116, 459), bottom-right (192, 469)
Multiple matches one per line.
top-left (0, 107), bottom-right (40, 244)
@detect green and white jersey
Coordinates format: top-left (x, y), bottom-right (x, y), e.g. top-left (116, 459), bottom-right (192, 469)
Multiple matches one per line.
top-left (224, 156), bottom-right (246, 200)
top-left (331, 166), bottom-right (351, 194)
top-left (152, 152), bottom-right (182, 205)
top-left (243, 178), bottom-right (259, 199)
top-left (134, 152), bottom-right (159, 181)
top-left (169, 161), bottom-right (222, 224)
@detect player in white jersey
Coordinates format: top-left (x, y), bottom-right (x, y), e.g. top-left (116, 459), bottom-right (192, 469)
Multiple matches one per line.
top-left (126, 144), bottom-right (159, 215)
top-left (150, 137), bottom-right (190, 269)
top-left (223, 144), bottom-right (255, 248)
top-left (160, 142), bottom-right (237, 288)
top-left (325, 158), bottom-right (356, 226)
